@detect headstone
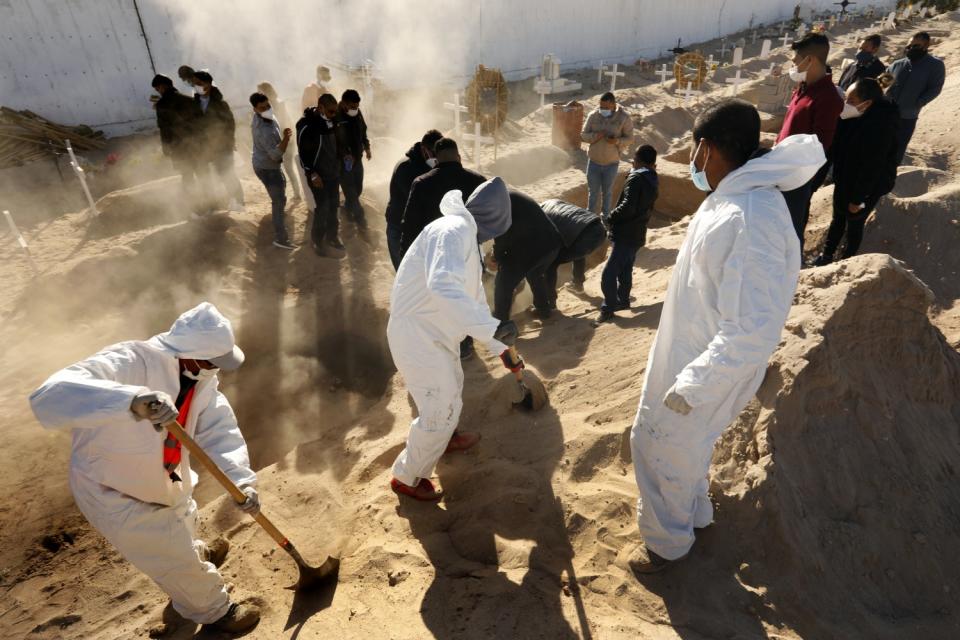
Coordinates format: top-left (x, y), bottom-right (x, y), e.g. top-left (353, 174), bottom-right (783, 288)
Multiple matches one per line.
top-left (732, 47), bottom-right (744, 68)
top-left (752, 29), bottom-right (758, 44)
top-left (682, 81), bottom-right (702, 105)
top-left (780, 33), bottom-right (793, 48)
top-left (725, 69), bottom-right (747, 95)
top-left (533, 54), bottom-right (582, 107)
top-left (605, 63), bottom-right (626, 92)
top-left (656, 63), bottom-right (671, 86)
top-left (443, 92), bottom-right (468, 136)
top-left (596, 60), bottom-right (608, 86)
top-left (760, 39), bottom-right (772, 60)
top-left (718, 39), bottom-right (728, 58)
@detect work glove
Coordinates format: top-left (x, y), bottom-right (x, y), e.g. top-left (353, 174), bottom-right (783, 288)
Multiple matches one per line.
top-left (663, 384), bottom-right (693, 416)
top-left (237, 485), bottom-right (260, 516)
top-left (130, 390), bottom-right (179, 431)
top-left (500, 349), bottom-right (525, 373)
top-left (493, 320), bottom-right (519, 347)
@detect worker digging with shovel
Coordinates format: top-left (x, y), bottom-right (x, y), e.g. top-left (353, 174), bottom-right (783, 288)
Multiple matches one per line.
top-left (29, 302), bottom-right (335, 634)
top-left (389, 178), bottom-right (538, 502)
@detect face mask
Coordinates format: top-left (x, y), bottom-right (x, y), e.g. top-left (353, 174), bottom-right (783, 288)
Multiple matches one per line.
top-left (599, 109), bottom-right (612, 117)
top-left (689, 140), bottom-right (712, 192)
top-left (183, 364), bottom-right (218, 381)
top-left (346, 108), bottom-right (359, 117)
top-left (788, 65), bottom-right (807, 82)
top-left (855, 50), bottom-right (874, 64)
top-left (426, 157), bottom-right (438, 168)
top-left (840, 102), bottom-right (864, 119)
top-left (260, 108), bottom-right (275, 120)
top-left (906, 46), bottom-right (927, 61)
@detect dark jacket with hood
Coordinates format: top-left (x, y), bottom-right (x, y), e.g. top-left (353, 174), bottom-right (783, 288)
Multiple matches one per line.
top-left (334, 108), bottom-right (370, 160)
top-left (195, 87), bottom-right (236, 156)
top-left (155, 88), bottom-right (202, 159)
top-left (386, 142), bottom-right (431, 226)
top-left (400, 161), bottom-right (486, 256)
top-left (296, 108), bottom-right (340, 181)
top-left (838, 54), bottom-right (886, 91)
top-left (539, 199), bottom-right (602, 248)
top-left (494, 192), bottom-right (563, 271)
top-left (607, 167), bottom-right (659, 246)
top-left (830, 98), bottom-right (901, 205)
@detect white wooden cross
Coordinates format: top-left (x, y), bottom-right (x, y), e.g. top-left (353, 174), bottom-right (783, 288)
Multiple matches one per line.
top-left (596, 60), bottom-right (609, 86)
top-left (443, 92), bottom-right (468, 137)
top-left (682, 82), bottom-right (702, 105)
top-left (655, 63), bottom-right (671, 86)
top-left (3, 209), bottom-right (38, 273)
top-left (917, 6), bottom-right (928, 18)
top-left (796, 22), bottom-right (809, 38)
top-left (884, 11), bottom-right (897, 29)
top-left (706, 54), bottom-right (716, 69)
top-left (65, 139), bottom-right (99, 218)
top-left (901, 5), bottom-right (913, 20)
top-left (605, 63), bottom-right (625, 92)
top-left (732, 46), bottom-right (744, 68)
top-left (780, 33), bottom-right (793, 48)
top-left (725, 69), bottom-right (747, 95)
top-left (718, 39), bottom-right (729, 59)
top-left (759, 62), bottom-right (777, 77)
top-left (779, 20), bottom-right (787, 34)
top-left (760, 39), bottom-right (772, 60)
top-left (461, 121), bottom-right (494, 172)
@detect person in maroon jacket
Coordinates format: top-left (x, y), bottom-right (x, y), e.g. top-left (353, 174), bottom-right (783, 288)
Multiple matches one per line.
top-left (776, 33), bottom-right (844, 251)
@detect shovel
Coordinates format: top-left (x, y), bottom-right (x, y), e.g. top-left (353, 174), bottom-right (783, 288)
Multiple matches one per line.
top-left (160, 417), bottom-right (339, 590)
top-left (506, 346), bottom-right (548, 411)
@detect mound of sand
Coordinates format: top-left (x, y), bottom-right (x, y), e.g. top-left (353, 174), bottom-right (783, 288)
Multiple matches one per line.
top-left (712, 253), bottom-right (960, 639)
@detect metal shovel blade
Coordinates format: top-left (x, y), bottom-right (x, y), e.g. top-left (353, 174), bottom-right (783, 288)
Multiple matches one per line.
top-left (285, 543), bottom-right (340, 590)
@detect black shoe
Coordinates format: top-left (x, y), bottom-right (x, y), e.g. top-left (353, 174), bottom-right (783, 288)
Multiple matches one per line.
top-left (533, 307), bottom-right (552, 320)
top-left (614, 300), bottom-right (631, 311)
top-left (627, 545), bottom-right (685, 575)
top-left (327, 236), bottom-right (345, 251)
top-left (592, 309), bottom-right (615, 326)
top-left (811, 253), bottom-right (833, 267)
top-left (567, 280), bottom-right (585, 293)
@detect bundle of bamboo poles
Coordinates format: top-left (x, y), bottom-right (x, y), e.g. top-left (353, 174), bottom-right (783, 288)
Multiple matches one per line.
top-left (0, 106), bottom-right (105, 169)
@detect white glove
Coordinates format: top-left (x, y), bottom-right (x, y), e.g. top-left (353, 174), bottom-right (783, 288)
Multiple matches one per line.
top-left (663, 385), bottom-right (693, 416)
top-left (238, 485), bottom-right (260, 516)
top-left (130, 390), bottom-right (179, 430)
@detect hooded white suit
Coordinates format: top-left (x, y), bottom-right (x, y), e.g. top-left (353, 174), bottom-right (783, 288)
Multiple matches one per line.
top-left (390, 189), bottom-right (509, 486)
top-left (631, 135), bottom-right (825, 560)
top-left (29, 303), bottom-right (255, 624)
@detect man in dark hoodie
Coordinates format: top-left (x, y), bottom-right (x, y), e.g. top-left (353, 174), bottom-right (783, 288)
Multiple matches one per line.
top-left (812, 79), bottom-right (900, 266)
top-left (297, 93), bottom-right (343, 257)
top-left (400, 138), bottom-right (486, 257)
top-left (334, 89), bottom-right (371, 229)
top-left (490, 191), bottom-right (564, 321)
top-left (539, 199), bottom-right (605, 304)
top-left (152, 74), bottom-right (203, 211)
top-left (385, 129), bottom-right (443, 269)
top-left (596, 145), bottom-right (659, 323)
top-left (192, 71), bottom-right (244, 211)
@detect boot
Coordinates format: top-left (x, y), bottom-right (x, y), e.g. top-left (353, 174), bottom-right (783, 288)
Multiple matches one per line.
top-left (390, 477), bottom-right (443, 502)
top-left (207, 602), bottom-right (260, 634)
top-left (626, 544), bottom-right (685, 575)
top-left (445, 431), bottom-right (480, 453)
top-left (201, 536), bottom-right (229, 568)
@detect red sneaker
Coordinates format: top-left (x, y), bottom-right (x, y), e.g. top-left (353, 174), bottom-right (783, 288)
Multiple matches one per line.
top-left (444, 431), bottom-right (480, 453)
top-left (390, 477), bottom-right (443, 501)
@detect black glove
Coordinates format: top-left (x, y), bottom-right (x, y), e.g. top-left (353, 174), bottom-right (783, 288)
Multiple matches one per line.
top-left (494, 320), bottom-right (518, 346)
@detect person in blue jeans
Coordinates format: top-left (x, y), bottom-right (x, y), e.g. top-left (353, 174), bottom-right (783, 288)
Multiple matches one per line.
top-left (581, 92), bottom-right (634, 217)
top-left (597, 145), bottom-right (659, 324)
top-left (249, 92), bottom-right (295, 249)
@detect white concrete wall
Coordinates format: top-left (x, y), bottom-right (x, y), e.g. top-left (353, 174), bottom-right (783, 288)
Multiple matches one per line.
top-left (0, 0), bottom-right (895, 137)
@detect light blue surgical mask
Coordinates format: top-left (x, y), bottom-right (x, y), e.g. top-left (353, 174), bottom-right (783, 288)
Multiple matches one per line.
top-left (599, 108), bottom-right (612, 117)
top-left (689, 140), bottom-right (712, 192)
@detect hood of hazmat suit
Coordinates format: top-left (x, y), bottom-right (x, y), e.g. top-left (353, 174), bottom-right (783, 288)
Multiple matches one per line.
top-left (630, 134), bottom-right (825, 560)
top-left (387, 186), bottom-right (509, 486)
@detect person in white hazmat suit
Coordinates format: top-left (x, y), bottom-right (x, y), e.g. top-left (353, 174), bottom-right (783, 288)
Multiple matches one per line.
top-left (627, 100), bottom-right (826, 574)
top-left (389, 177), bottom-right (521, 501)
top-left (29, 302), bottom-right (261, 633)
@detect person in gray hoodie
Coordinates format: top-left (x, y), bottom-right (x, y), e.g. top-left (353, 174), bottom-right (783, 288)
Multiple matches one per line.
top-left (886, 32), bottom-right (946, 164)
top-left (249, 92), bottom-right (294, 250)
top-left (580, 92), bottom-right (634, 218)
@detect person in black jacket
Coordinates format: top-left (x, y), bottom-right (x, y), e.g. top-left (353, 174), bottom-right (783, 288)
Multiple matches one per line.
top-left (597, 145), bottom-right (659, 323)
top-left (297, 93), bottom-right (344, 257)
top-left (540, 200), bottom-right (605, 305)
top-left (812, 79), bottom-right (900, 266)
top-left (151, 74), bottom-right (203, 212)
top-left (491, 191), bottom-right (564, 321)
top-left (385, 129), bottom-right (443, 270)
top-left (334, 89), bottom-right (371, 229)
top-left (838, 34), bottom-right (886, 91)
top-left (400, 138), bottom-right (486, 256)
top-left (192, 71), bottom-right (244, 211)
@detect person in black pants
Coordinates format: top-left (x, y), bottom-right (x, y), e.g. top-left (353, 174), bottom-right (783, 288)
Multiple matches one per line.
top-left (540, 199), bottom-right (606, 305)
top-left (334, 89), bottom-right (371, 229)
top-left (296, 93), bottom-right (344, 257)
top-left (491, 191), bottom-right (563, 321)
top-left (597, 145), bottom-right (659, 323)
top-left (812, 79), bottom-right (900, 266)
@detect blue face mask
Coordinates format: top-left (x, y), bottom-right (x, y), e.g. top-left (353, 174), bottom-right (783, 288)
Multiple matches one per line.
top-left (689, 140), bottom-right (712, 192)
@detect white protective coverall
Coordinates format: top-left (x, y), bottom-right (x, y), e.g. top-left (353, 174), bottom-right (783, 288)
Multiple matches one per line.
top-left (29, 302), bottom-right (256, 624)
top-left (389, 190), bottom-right (508, 486)
top-left (631, 134), bottom-right (826, 560)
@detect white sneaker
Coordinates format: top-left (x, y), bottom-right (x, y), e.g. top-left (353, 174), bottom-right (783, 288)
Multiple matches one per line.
top-left (272, 240), bottom-right (296, 250)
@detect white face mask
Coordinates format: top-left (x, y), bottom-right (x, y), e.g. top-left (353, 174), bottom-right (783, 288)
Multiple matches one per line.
top-left (840, 102), bottom-right (864, 119)
top-left (788, 66), bottom-right (807, 82)
top-left (346, 108), bottom-right (359, 117)
top-left (182, 363), bottom-right (218, 381)
top-left (260, 108), bottom-right (275, 120)
top-left (599, 108), bottom-right (613, 117)
top-left (426, 157), bottom-right (438, 168)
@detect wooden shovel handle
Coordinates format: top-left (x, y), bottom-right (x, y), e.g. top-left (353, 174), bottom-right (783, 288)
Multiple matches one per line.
top-left (162, 419), bottom-right (294, 549)
top-left (508, 346), bottom-right (525, 383)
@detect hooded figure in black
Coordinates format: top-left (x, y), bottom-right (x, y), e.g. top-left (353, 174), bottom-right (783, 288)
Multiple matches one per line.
top-left (334, 89), bottom-right (371, 228)
top-left (813, 78), bottom-right (900, 265)
top-left (152, 74), bottom-right (203, 211)
top-left (385, 130), bottom-right (443, 269)
top-left (297, 93), bottom-right (344, 256)
top-left (192, 70), bottom-right (244, 210)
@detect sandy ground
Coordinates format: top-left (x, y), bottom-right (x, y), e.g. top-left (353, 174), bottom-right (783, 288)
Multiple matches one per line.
top-left (2, 9), bottom-right (960, 640)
